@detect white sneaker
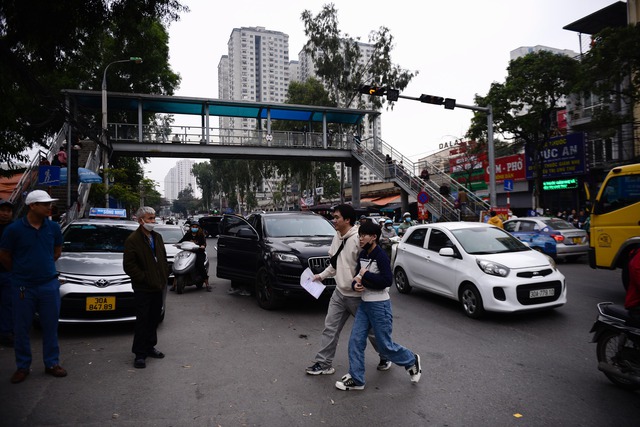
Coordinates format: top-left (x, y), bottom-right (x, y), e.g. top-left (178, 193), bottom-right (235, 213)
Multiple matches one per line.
top-left (335, 374), bottom-right (364, 391)
top-left (407, 353), bottom-right (422, 383)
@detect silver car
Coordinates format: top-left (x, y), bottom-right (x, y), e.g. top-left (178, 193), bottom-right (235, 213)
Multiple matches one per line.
top-left (503, 217), bottom-right (589, 262)
top-left (154, 224), bottom-right (185, 280)
top-left (56, 218), bottom-right (166, 323)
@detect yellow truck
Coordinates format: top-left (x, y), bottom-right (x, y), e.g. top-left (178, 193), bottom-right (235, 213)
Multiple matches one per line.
top-left (588, 163), bottom-right (640, 288)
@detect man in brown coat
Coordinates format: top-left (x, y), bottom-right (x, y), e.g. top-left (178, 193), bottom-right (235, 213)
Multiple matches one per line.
top-left (123, 206), bottom-right (169, 369)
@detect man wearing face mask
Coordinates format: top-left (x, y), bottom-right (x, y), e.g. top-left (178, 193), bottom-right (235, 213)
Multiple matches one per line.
top-left (397, 212), bottom-right (416, 236)
top-left (123, 206), bottom-right (169, 369)
top-left (379, 219), bottom-right (397, 259)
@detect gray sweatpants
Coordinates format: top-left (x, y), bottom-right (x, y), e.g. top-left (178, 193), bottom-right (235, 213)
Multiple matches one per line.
top-left (313, 289), bottom-right (379, 368)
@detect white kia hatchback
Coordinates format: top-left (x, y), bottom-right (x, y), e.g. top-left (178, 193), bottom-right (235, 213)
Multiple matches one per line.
top-left (393, 222), bottom-right (566, 318)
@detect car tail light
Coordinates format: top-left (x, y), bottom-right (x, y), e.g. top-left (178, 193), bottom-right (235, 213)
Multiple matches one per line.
top-left (552, 234), bottom-right (564, 243)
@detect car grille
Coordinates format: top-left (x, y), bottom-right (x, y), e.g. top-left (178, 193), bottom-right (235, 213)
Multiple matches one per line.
top-left (308, 256), bottom-right (336, 287)
top-left (60, 292), bottom-right (136, 320)
top-left (59, 273), bottom-right (131, 287)
top-left (516, 281), bottom-right (562, 305)
top-left (516, 268), bottom-right (553, 278)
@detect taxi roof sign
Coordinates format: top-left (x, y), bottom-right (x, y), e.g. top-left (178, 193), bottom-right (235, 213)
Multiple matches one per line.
top-left (89, 208), bottom-right (128, 219)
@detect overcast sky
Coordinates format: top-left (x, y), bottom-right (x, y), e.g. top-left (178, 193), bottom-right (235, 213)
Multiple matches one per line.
top-left (147, 0), bottom-right (617, 196)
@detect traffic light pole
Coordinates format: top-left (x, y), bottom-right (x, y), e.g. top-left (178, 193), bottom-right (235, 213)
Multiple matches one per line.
top-left (361, 88), bottom-right (497, 208)
top-left (451, 102), bottom-right (496, 209)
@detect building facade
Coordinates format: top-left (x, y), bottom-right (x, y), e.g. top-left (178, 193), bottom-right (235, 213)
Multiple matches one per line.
top-left (164, 159), bottom-right (199, 202)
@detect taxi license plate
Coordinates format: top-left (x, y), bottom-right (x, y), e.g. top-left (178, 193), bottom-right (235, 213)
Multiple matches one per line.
top-left (529, 289), bottom-right (554, 298)
top-left (86, 296), bottom-right (116, 311)
top-left (572, 237), bottom-right (582, 244)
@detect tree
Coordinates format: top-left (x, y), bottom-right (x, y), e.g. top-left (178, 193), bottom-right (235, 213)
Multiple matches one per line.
top-left (301, 4), bottom-right (417, 110)
top-left (0, 0), bottom-right (186, 167)
top-left (467, 51), bottom-right (579, 209)
top-left (575, 25), bottom-right (640, 161)
top-left (172, 185), bottom-right (200, 216)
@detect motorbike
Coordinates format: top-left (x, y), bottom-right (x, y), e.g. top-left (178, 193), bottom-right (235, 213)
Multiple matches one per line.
top-left (590, 302), bottom-right (640, 390)
top-left (172, 241), bottom-right (210, 294)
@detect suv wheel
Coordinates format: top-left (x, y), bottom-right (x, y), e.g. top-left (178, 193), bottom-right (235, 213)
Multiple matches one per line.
top-left (255, 267), bottom-right (283, 310)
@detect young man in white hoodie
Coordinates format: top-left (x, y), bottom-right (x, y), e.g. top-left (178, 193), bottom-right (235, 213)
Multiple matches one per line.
top-left (306, 204), bottom-right (389, 375)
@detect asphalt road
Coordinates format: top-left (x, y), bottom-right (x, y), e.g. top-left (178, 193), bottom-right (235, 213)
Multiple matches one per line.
top-left (1, 240), bottom-right (638, 427)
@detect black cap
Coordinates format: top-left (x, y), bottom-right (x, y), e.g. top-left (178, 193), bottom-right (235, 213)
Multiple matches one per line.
top-left (0, 199), bottom-right (14, 208)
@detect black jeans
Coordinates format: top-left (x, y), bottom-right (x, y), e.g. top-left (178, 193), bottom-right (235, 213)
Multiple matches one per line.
top-left (196, 251), bottom-right (208, 279)
top-left (132, 290), bottom-right (163, 358)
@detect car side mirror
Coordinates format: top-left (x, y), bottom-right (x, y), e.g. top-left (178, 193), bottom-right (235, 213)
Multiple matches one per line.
top-left (439, 247), bottom-right (456, 258)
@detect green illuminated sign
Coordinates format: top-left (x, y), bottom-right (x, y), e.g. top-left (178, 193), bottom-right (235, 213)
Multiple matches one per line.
top-left (543, 178), bottom-right (578, 191)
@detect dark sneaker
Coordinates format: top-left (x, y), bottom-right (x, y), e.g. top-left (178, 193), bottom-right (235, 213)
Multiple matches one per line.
top-left (10, 369), bottom-right (30, 384)
top-left (305, 362), bottom-right (335, 375)
top-left (148, 348), bottom-right (165, 359)
top-left (377, 359), bottom-right (392, 371)
top-left (407, 353), bottom-right (421, 383)
top-left (45, 364), bottom-right (67, 378)
top-left (335, 374), bottom-right (364, 391)
top-left (134, 358), bottom-right (146, 369)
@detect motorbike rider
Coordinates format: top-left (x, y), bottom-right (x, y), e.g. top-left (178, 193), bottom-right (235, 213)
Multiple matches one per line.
top-left (397, 213), bottom-right (416, 236)
top-left (379, 219), bottom-right (398, 258)
top-left (175, 223), bottom-right (210, 292)
top-left (625, 248), bottom-right (640, 320)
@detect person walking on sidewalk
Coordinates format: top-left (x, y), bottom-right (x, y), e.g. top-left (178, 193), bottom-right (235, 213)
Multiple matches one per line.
top-left (306, 204), bottom-right (390, 375)
top-left (123, 206), bottom-right (169, 369)
top-left (335, 221), bottom-right (421, 391)
top-left (0, 190), bottom-right (67, 384)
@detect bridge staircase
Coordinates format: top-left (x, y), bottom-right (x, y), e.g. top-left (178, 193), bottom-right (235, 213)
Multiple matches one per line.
top-left (352, 137), bottom-right (490, 222)
top-left (9, 123), bottom-right (102, 223)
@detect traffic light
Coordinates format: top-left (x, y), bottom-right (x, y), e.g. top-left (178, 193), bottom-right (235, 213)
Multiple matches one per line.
top-left (444, 98), bottom-right (456, 110)
top-left (386, 88), bottom-right (399, 102)
top-left (419, 94), bottom-right (444, 105)
top-left (358, 85), bottom-right (386, 96)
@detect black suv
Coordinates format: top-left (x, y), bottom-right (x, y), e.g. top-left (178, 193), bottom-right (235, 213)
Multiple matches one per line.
top-left (216, 212), bottom-right (336, 309)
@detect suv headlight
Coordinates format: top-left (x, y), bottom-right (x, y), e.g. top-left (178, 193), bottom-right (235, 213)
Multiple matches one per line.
top-left (272, 252), bottom-right (301, 264)
top-left (476, 259), bottom-right (510, 277)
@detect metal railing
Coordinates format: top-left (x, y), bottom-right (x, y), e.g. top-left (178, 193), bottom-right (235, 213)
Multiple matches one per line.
top-left (352, 136), bottom-right (490, 222)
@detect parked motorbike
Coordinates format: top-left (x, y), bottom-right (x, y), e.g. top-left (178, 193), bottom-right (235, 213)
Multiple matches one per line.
top-left (172, 241), bottom-right (209, 294)
top-left (590, 302), bottom-right (640, 390)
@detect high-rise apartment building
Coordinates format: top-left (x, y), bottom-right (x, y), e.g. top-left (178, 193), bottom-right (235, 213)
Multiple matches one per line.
top-left (164, 159), bottom-right (199, 202)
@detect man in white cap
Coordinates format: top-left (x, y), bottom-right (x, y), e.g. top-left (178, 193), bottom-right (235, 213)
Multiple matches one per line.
top-left (0, 190), bottom-right (66, 384)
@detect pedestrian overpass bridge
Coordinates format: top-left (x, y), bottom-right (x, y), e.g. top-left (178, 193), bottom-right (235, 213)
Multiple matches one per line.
top-left (12, 90), bottom-right (489, 221)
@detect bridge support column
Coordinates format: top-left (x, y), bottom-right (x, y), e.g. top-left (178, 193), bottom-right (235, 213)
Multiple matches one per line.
top-left (351, 162), bottom-right (361, 209)
top-left (401, 189), bottom-right (409, 214)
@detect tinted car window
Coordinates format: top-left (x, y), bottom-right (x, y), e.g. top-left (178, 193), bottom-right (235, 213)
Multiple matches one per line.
top-left (405, 228), bottom-right (427, 248)
top-left (596, 174), bottom-right (640, 214)
top-left (221, 215), bottom-right (254, 236)
top-left (427, 229), bottom-right (453, 252)
top-left (63, 223), bottom-right (137, 252)
top-left (519, 221), bottom-right (536, 232)
top-left (503, 221), bottom-right (517, 232)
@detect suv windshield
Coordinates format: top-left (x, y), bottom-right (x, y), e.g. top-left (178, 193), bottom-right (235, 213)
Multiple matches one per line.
top-left (62, 223), bottom-right (138, 252)
top-left (264, 215), bottom-right (335, 238)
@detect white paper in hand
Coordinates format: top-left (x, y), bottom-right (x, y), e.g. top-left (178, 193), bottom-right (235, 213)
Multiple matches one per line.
top-left (300, 267), bottom-right (326, 299)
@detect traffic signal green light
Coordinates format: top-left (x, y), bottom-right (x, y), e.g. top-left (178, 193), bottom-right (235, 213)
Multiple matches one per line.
top-left (419, 94), bottom-right (444, 105)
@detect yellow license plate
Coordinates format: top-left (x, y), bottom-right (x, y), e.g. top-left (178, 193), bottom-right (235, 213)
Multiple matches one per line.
top-left (86, 296), bottom-right (116, 311)
top-left (572, 237), bottom-right (582, 244)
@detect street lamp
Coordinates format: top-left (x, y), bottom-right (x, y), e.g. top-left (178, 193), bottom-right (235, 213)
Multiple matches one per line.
top-left (101, 56), bottom-right (143, 207)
